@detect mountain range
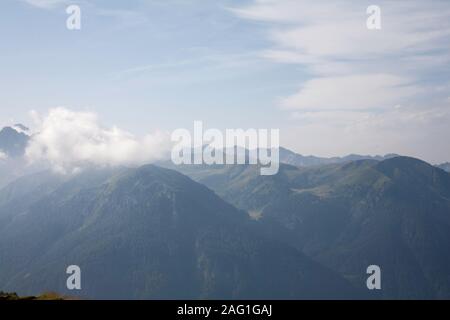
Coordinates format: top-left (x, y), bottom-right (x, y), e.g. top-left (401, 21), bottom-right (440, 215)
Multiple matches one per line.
top-left (278, 147), bottom-right (401, 167)
top-left (0, 124), bottom-right (447, 171)
top-left (1, 124), bottom-right (450, 299)
top-left (163, 157), bottom-right (450, 299)
top-left (0, 165), bottom-right (361, 299)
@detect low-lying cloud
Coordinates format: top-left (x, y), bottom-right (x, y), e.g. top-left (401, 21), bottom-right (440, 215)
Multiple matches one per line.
top-left (26, 108), bottom-right (171, 174)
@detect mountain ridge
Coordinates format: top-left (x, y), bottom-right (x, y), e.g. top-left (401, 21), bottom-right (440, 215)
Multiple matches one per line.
top-left (0, 125), bottom-right (29, 158)
top-left (166, 156), bottom-right (450, 299)
top-left (0, 164), bottom-right (362, 299)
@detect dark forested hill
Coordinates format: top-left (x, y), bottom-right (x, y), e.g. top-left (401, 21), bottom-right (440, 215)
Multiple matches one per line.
top-left (0, 165), bottom-right (360, 299)
top-left (3, 155), bottom-right (449, 299)
top-left (167, 157), bottom-right (450, 299)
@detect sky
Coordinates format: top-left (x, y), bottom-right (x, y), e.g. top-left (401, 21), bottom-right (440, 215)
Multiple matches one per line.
top-left (1, 0), bottom-right (450, 164)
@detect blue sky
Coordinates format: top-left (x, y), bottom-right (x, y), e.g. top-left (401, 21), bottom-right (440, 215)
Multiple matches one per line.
top-left (1, 0), bottom-right (450, 163)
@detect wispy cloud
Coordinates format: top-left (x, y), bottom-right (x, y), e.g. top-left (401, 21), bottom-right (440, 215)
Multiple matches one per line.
top-left (20, 0), bottom-right (148, 26)
top-left (232, 0), bottom-right (450, 108)
top-left (232, 0), bottom-right (450, 162)
top-left (281, 74), bottom-right (421, 111)
top-left (111, 51), bottom-right (261, 80)
top-left (22, 0), bottom-right (70, 9)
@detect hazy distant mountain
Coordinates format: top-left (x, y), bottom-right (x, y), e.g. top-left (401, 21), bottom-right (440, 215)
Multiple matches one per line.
top-left (167, 157), bottom-right (450, 299)
top-left (0, 125), bottom-right (37, 188)
top-left (12, 124), bottom-right (29, 133)
top-left (162, 145), bottom-right (401, 168)
top-left (0, 125), bottom-right (29, 158)
top-left (0, 165), bottom-right (360, 299)
top-left (437, 162), bottom-right (450, 172)
top-left (279, 147), bottom-right (400, 167)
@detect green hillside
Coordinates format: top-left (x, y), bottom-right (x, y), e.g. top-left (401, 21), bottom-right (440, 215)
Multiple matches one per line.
top-left (0, 165), bottom-right (360, 299)
top-left (168, 157), bottom-right (450, 299)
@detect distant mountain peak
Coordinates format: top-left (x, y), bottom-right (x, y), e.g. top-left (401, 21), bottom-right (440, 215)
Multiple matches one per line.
top-left (0, 125), bottom-right (30, 157)
top-left (278, 146), bottom-right (401, 167)
top-left (436, 162), bottom-right (450, 173)
top-left (12, 124), bottom-right (29, 133)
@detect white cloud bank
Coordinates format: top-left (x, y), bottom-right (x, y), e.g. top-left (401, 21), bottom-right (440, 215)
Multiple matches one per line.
top-left (26, 108), bottom-right (170, 174)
